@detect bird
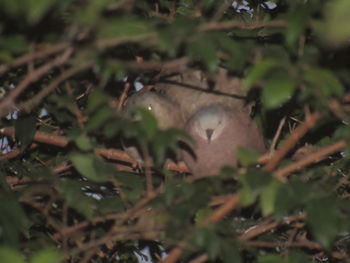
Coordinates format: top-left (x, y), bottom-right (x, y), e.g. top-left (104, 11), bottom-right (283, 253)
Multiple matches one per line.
top-left (122, 91), bottom-right (183, 165)
top-left (155, 68), bottom-right (252, 122)
top-left (182, 105), bottom-right (265, 176)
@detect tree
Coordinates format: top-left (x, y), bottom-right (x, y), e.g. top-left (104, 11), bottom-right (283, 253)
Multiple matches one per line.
top-left (0, 0), bottom-right (350, 262)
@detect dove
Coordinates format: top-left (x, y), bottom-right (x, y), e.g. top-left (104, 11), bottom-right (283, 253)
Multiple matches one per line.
top-left (122, 91), bottom-right (183, 165)
top-left (182, 105), bottom-right (265, 176)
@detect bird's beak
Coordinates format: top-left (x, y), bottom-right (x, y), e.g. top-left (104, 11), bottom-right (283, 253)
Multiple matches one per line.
top-left (206, 129), bottom-right (214, 142)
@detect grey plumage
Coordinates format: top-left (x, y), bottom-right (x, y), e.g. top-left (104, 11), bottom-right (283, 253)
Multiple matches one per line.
top-left (122, 91), bottom-right (183, 164)
top-left (155, 68), bottom-right (265, 175)
top-left (182, 105), bottom-right (265, 176)
top-left (155, 68), bottom-right (251, 121)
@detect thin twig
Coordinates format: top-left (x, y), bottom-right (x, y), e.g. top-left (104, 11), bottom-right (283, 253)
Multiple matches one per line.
top-left (0, 43), bottom-right (69, 75)
top-left (239, 213), bottom-right (306, 241)
top-left (264, 112), bottom-right (321, 173)
top-left (275, 140), bottom-right (347, 180)
top-left (199, 20), bottom-right (287, 32)
top-left (211, 0), bottom-right (234, 22)
top-left (164, 194), bottom-right (240, 263)
top-left (19, 64), bottom-right (90, 113)
top-left (117, 82), bottom-right (131, 111)
top-left (0, 48), bottom-right (73, 117)
top-left (245, 240), bottom-right (321, 250)
top-left (0, 143), bottom-right (38, 160)
top-left (269, 116), bottom-right (286, 153)
top-left (189, 254), bottom-right (209, 263)
top-left (0, 127), bottom-right (138, 165)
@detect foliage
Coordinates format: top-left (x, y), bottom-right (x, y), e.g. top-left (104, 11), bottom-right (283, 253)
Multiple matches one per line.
top-left (1, 0), bottom-right (350, 262)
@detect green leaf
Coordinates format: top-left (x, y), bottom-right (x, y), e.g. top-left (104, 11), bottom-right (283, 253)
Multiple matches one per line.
top-left (75, 134), bottom-right (93, 151)
top-left (0, 197), bottom-right (29, 246)
top-left (27, 0), bottom-right (54, 24)
top-left (158, 17), bottom-right (196, 54)
top-left (86, 107), bottom-right (114, 132)
top-left (193, 228), bottom-right (220, 258)
top-left (262, 73), bottom-right (295, 109)
top-left (303, 67), bottom-right (344, 98)
top-left (137, 108), bottom-right (158, 140)
top-left (306, 197), bottom-right (340, 248)
top-left (258, 254), bottom-right (285, 263)
top-left (194, 208), bottom-right (212, 224)
top-left (239, 169), bottom-right (271, 206)
top-left (286, 8), bottom-right (309, 48)
top-left (237, 147), bottom-right (261, 166)
top-left (319, 0), bottom-right (350, 45)
top-left (244, 59), bottom-right (278, 90)
top-left (187, 36), bottom-right (219, 72)
top-left (15, 114), bottom-right (36, 151)
top-left (98, 197), bottom-right (125, 214)
top-left (0, 0), bottom-right (22, 14)
top-left (98, 17), bottom-right (152, 39)
top-left (260, 179), bottom-right (282, 216)
top-left (114, 173), bottom-right (144, 203)
top-left (0, 246), bottom-right (25, 263)
top-left (286, 251), bottom-right (312, 263)
top-left (87, 89), bottom-right (108, 113)
top-left (60, 180), bottom-right (97, 219)
top-left (30, 248), bottom-right (63, 263)
top-left (274, 181), bottom-right (310, 218)
top-left (70, 153), bottom-right (108, 182)
top-left (0, 35), bottom-right (28, 55)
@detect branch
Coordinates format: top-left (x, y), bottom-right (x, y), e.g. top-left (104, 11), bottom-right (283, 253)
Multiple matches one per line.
top-left (18, 64), bottom-right (91, 113)
top-left (0, 143), bottom-right (38, 161)
top-left (199, 20), bottom-right (287, 32)
top-left (0, 47), bottom-right (73, 117)
top-left (239, 213), bottom-right (306, 242)
top-left (0, 127), bottom-right (189, 172)
top-left (275, 140), bottom-right (347, 180)
top-left (165, 194), bottom-right (240, 263)
top-left (264, 112), bottom-right (321, 173)
top-left (0, 43), bottom-right (69, 75)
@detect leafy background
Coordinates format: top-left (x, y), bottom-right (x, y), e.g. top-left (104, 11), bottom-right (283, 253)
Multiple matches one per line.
top-left (1, 0), bottom-right (350, 262)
